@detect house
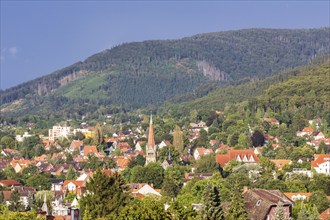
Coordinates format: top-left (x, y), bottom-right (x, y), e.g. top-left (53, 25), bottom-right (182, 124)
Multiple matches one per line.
top-left (296, 127), bottom-right (314, 137)
top-left (1, 148), bottom-right (19, 157)
top-left (15, 132), bottom-right (32, 142)
top-left (158, 140), bottom-right (171, 149)
top-left (286, 168), bottom-right (313, 178)
top-left (134, 141), bottom-right (145, 152)
top-left (311, 154), bottom-right (330, 175)
top-left (313, 132), bottom-right (325, 140)
top-left (263, 118), bottom-right (280, 126)
top-left (284, 192), bottom-right (311, 202)
top-left (62, 180), bottom-right (85, 197)
top-left (128, 183), bottom-right (161, 197)
top-left (161, 159), bottom-right (172, 170)
top-left (193, 148), bottom-right (214, 160)
top-left (183, 173), bottom-right (213, 185)
top-left (190, 121), bottom-right (207, 132)
top-left (114, 156), bottom-right (130, 170)
top-left (1, 186), bottom-right (36, 208)
top-left (10, 159), bottom-right (32, 173)
top-left (33, 154), bottom-right (48, 162)
top-left (215, 149), bottom-right (259, 167)
top-left (243, 188), bottom-right (293, 220)
top-left (69, 140), bottom-right (83, 152)
top-left (50, 179), bottom-right (64, 191)
top-left (83, 145), bottom-right (98, 158)
top-left (270, 159), bottom-right (292, 170)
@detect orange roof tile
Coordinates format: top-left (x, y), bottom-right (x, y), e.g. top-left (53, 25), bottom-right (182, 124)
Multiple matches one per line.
top-left (302, 127), bottom-right (314, 133)
top-left (311, 154), bottom-right (330, 167)
top-left (320, 208), bottom-right (329, 220)
top-left (84, 145), bottom-right (98, 157)
top-left (271, 159), bottom-right (292, 169)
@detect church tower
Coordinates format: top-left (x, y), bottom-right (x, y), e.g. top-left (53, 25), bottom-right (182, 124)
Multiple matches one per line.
top-left (145, 114), bottom-right (157, 165)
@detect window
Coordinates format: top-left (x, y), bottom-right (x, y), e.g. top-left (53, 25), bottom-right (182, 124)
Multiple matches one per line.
top-left (256, 200), bottom-right (262, 206)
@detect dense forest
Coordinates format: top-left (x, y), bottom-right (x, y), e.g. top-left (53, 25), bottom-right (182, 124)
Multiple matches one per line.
top-left (1, 28), bottom-right (330, 118)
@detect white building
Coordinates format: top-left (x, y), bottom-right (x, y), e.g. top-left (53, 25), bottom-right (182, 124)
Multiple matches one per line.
top-left (49, 125), bottom-right (71, 141)
top-left (311, 154), bottom-right (330, 175)
top-left (15, 132), bottom-right (32, 142)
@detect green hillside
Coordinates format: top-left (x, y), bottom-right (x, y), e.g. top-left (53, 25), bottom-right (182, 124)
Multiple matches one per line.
top-left (159, 56), bottom-right (330, 124)
top-left (1, 28), bottom-right (329, 117)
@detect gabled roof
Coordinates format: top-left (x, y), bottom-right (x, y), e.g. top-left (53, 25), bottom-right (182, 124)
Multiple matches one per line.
top-left (311, 154), bottom-right (330, 167)
top-left (70, 140), bottom-right (83, 149)
top-left (215, 149), bottom-right (259, 167)
top-left (243, 189), bottom-right (293, 220)
top-left (63, 180), bottom-right (85, 188)
top-left (83, 145), bottom-right (98, 157)
top-left (283, 192), bottom-right (311, 202)
top-left (196, 148), bottom-right (214, 156)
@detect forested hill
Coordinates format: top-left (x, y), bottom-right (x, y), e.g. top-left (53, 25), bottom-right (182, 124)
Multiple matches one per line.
top-left (159, 56), bottom-right (330, 123)
top-left (1, 28), bottom-right (330, 117)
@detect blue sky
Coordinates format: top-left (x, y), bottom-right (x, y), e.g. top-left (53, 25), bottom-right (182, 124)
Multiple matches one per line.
top-left (1, 1), bottom-right (329, 90)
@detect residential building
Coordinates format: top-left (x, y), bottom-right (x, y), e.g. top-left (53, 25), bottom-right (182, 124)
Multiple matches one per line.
top-left (311, 154), bottom-right (330, 175)
top-left (49, 125), bottom-right (71, 141)
top-left (243, 188), bottom-right (293, 220)
top-left (215, 149), bottom-right (259, 167)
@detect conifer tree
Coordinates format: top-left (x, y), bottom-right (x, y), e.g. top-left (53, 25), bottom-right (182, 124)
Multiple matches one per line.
top-left (200, 184), bottom-right (224, 220)
top-left (79, 169), bottom-right (130, 219)
top-left (297, 202), bottom-right (309, 220)
top-left (65, 165), bottom-right (77, 180)
top-left (8, 188), bottom-right (23, 211)
top-left (93, 123), bottom-right (103, 146)
top-left (226, 184), bottom-right (248, 220)
top-left (173, 125), bottom-right (184, 151)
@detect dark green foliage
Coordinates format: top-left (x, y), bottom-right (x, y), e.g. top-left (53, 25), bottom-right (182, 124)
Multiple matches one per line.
top-left (8, 188), bottom-right (24, 212)
top-left (26, 174), bottom-right (51, 191)
top-left (226, 184), bottom-right (249, 220)
top-left (250, 130), bottom-right (265, 147)
top-left (195, 154), bottom-right (221, 173)
top-left (126, 163), bottom-right (164, 189)
top-left (200, 185), bottom-right (224, 220)
top-left (162, 165), bottom-right (184, 198)
top-left (309, 190), bottom-right (330, 213)
top-left (79, 170), bottom-right (130, 219)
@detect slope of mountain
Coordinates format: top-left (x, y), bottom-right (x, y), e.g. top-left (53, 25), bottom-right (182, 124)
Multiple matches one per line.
top-left (159, 56), bottom-right (330, 121)
top-left (1, 28), bottom-right (329, 117)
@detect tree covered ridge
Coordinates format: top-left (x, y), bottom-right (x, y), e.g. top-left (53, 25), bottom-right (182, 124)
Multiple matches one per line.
top-left (1, 28), bottom-right (329, 113)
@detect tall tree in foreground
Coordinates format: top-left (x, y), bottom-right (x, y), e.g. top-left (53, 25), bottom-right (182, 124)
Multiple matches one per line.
top-left (173, 125), bottom-right (184, 151)
top-left (226, 183), bottom-right (249, 220)
top-left (200, 184), bottom-right (224, 220)
top-left (79, 169), bottom-right (130, 219)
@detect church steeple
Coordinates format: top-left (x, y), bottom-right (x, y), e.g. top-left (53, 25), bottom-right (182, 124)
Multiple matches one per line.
top-left (145, 113), bottom-right (157, 165)
top-left (147, 113), bottom-right (155, 150)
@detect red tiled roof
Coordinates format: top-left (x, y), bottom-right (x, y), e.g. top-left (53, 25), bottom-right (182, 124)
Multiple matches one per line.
top-left (83, 145), bottom-right (98, 157)
top-left (0, 179), bottom-right (21, 186)
top-left (311, 154), bottom-right (330, 167)
top-left (271, 159), bottom-right (292, 169)
top-left (302, 127), bottom-right (314, 133)
top-left (320, 208), bottom-right (330, 220)
top-left (215, 149), bottom-right (259, 167)
top-left (63, 180), bottom-right (85, 187)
